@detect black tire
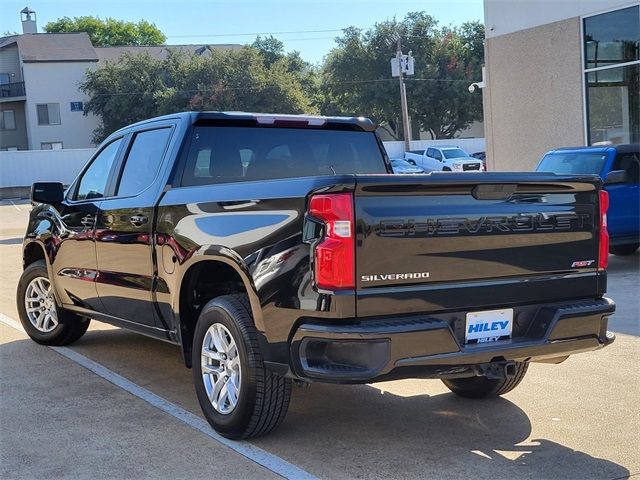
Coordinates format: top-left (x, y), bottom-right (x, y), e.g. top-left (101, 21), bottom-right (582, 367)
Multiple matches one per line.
top-left (16, 260), bottom-right (90, 346)
top-left (192, 294), bottom-right (291, 439)
top-left (441, 362), bottom-right (529, 399)
top-left (443, 167), bottom-right (452, 171)
top-left (610, 243), bottom-right (639, 256)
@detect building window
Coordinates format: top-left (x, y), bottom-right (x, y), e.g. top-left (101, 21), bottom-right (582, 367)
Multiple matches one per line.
top-left (36, 103), bottom-right (61, 125)
top-left (0, 110), bottom-right (16, 130)
top-left (41, 141), bottom-right (63, 150)
top-left (70, 101), bottom-right (83, 112)
top-left (583, 6), bottom-right (640, 145)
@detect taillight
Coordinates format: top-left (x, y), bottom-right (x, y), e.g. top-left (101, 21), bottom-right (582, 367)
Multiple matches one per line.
top-left (308, 193), bottom-right (355, 290)
top-left (598, 189), bottom-right (609, 270)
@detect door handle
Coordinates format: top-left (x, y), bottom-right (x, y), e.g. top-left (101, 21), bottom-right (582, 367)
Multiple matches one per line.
top-left (80, 215), bottom-right (95, 228)
top-left (130, 214), bottom-right (148, 227)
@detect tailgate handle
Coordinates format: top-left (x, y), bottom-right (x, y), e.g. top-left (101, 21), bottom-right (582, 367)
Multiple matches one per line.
top-left (472, 184), bottom-right (517, 200)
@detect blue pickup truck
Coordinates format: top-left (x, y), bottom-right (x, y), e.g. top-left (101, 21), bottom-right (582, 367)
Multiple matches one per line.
top-left (537, 144), bottom-right (640, 255)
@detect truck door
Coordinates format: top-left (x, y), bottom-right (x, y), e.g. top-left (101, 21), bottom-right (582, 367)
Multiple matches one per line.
top-left (606, 150), bottom-right (640, 239)
top-left (424, 148), bottom-right (440, 171)
top-left (95, 126), bottom-right (173, 326)
top-left (434, 149), bottom-right (447, 170)
top-left (52, 137), bottom-right (125, 312)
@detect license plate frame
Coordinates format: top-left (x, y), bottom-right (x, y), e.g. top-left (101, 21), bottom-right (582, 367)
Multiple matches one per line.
top-left (465, 308), bottom-right (514, 344)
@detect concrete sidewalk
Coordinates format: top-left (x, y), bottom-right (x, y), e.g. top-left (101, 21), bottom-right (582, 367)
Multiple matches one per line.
top-left (0, 323), bottom-right (277, 479)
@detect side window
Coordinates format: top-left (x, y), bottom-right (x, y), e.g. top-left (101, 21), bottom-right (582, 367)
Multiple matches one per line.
top-left (117, 128), bottom-right (172, 197)
top-left (75, 138), bottom-right (123, 200)
top-left (613, 152), bottom-right (640, 184)
top-left (426, 148), bottom-right (433, 157)
top-left (433, 149), bottom-right (442, 160)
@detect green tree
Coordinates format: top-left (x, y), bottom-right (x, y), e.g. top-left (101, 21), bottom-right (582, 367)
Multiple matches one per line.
top-left (252, 36), bottom-right (321, 106)
top-left (44, 16), bottom-right (166, 46)
top-left (252, 35), bottom-right (286, 67)
top-left (321, 13), bottom-right (484, 139)
top-left (81, 47), bottom-right (316, 142)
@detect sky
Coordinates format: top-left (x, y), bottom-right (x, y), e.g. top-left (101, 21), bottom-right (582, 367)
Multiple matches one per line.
top-left (0, 0), bottom-right (484, 64)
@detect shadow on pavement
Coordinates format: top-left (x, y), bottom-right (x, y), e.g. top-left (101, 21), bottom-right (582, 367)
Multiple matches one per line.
top-left (0, 237), bottom-right (23, 245)
top-left (606, 251), bottom-right (639, 337)
top-left (266, 383), bottom-right (630, 479)
top-left (23, 328), bottom-right (631, 480)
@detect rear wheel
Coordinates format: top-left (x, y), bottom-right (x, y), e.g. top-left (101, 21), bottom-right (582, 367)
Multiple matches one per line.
top-left (16, 260), bottom-right (90, 345)
top-left (443, 167), bottom-right (452, 171)
top-left (442, 362), bottom-right (529, 398)
top-left (192, 294), bottom-right (291, 439)
top-left (610, 243), bottom-right (639, 256)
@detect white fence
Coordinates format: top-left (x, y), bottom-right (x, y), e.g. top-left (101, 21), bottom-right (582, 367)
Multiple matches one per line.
top-left (0, 138), bottom-right (486, 190)
top-left (382, 138), bottom-right (486, 159)
top-left (0, 148), bottom-right (95, 188)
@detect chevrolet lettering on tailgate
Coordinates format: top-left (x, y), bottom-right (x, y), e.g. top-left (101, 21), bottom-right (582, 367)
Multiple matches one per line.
top-left (378, 213), bottom-right (592, 237)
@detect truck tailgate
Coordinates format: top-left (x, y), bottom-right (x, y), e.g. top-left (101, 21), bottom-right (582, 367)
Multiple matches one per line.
top-left (354, 173), bottom-right (604, 316)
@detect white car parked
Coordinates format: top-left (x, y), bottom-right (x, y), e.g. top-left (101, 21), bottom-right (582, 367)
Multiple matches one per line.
top-left (405, 146), bottom-right (484, 172)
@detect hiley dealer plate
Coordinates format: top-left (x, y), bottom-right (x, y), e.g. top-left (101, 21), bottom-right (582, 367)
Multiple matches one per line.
top-left (465, 308), bottom-right (513, 343)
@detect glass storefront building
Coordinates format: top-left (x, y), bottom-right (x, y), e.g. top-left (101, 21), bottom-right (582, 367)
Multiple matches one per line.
top-left (584, 5), bottom-right (640, 145)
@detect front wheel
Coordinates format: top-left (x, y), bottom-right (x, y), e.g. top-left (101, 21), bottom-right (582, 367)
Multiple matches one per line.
top-left (16, 260), bottom-right (90, 345)
top-left (610, 243), bottom-right (639, 256)
top-left (192, 294), bottom-right (291, 439)
top-left (441, 362), bottom-right (529, 398)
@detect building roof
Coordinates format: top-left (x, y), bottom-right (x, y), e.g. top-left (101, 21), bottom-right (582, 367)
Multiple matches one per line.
top-left (95, 44), bottom-right (242, 63)
top-left (0, 32), bottom-right (242, 64)
top-left (0, 32), bottom-right (98, 62)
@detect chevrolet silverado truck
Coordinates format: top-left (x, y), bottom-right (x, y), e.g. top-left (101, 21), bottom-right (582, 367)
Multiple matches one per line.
top-left (18, 112), bottom-right (615, 439)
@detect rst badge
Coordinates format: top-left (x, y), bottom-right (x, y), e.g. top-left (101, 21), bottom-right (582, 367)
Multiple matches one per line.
top-left (571, 260), bottom-right (595, 268)
top-left (465, 308), bottom-right (513, 344)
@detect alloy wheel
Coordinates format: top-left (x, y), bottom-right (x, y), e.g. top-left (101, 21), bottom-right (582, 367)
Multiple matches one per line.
top-left (201, 323), bottom-right (242, 414)
top-left (24, 277), bottom-right (58, 333)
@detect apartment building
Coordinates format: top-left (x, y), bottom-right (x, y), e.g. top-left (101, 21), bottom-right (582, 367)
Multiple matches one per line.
top-left (0, 7), bottom-right (241, 151)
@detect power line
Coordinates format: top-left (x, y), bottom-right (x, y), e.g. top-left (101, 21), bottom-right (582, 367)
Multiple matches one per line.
top-left (166, 28), bottom-right (346, 39)
top-left (164, 27), bottom-right (464, 41)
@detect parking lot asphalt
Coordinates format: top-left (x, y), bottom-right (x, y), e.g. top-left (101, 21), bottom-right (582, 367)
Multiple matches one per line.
top-left (1, 199), bottom-right (639, 479)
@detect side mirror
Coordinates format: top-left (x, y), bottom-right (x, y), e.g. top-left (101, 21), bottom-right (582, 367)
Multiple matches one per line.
top-left (31, 182), bottom-right (64, 204)
top-left (604, 170), bottom-right (627, 185)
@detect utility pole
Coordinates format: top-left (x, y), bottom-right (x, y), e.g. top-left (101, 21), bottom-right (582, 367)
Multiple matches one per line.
top-left (396, 37), bottom-right (411, 152)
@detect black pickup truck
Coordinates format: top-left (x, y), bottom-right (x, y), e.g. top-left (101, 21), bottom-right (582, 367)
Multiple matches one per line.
top-left (18, 112), bottom-right (615, 439)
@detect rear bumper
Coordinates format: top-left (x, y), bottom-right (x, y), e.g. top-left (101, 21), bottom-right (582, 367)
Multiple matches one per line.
top-left (290, 297), bottom-right (615, 383)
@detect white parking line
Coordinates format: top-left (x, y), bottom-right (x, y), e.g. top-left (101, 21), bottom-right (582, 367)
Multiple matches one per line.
top-left (9, 200), bottom-right (22, 212)
top-left (0, 313), bottom-right (317, 480)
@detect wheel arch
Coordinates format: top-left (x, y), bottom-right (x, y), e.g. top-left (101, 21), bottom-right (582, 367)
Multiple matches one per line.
top-left (23, 240), bottom-right (47, 270)
top-left (22, 239), bottom-right (62, 306)
top-left (173, 248), bottom-right (264, 367)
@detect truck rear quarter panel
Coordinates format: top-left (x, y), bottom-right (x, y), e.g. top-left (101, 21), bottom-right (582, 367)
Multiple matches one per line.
top-left (155, 176), bottom-right (357, 347)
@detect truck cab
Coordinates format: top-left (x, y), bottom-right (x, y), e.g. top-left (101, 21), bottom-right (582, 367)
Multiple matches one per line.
top-left (537, 144), bottom-right (640, 255)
